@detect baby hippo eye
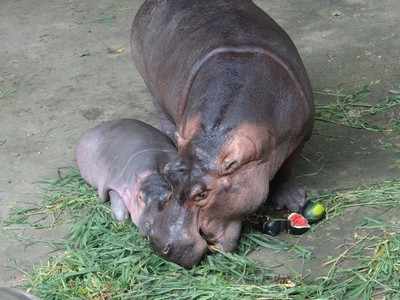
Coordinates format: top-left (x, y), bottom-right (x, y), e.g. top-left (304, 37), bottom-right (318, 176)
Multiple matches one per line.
top-left (158, 191), bottom-right (173, 210)
top-left (161, 191), bottom-right (173, 204)
top-left (138, 192), bottom-right (144, 202)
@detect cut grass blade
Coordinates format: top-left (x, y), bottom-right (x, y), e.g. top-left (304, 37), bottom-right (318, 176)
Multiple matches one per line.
top-left (0, 86), bottom-right (16, 98)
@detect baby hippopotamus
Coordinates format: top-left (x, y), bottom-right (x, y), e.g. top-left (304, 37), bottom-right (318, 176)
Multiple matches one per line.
top-left (76, 119), bottom-right (207, 267)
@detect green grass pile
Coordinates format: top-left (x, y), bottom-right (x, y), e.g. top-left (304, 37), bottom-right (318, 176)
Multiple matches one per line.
top-left (4, 169), bottom-right (400, 299)
top-left (4, 170), bottom-right (304, 300)
top-left (320, 179), bottom-right (400, 218)
top-left (315, 84), bottom-right (400, 132)
top-left (313, 221), bottom-right (400, 299)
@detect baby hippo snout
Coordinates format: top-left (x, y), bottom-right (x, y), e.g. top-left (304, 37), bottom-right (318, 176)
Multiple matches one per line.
top-left (150, 230), bottom-right (208, 268)
top-left (141, 195), bottom-right (208, 268)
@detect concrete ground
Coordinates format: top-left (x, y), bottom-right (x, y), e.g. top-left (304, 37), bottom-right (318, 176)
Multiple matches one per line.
top-left (0, 0), bottom-right (399, 287)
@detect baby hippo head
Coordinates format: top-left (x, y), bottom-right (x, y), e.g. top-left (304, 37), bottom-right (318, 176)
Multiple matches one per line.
top-left (134, 163), bottom-right (208, 268)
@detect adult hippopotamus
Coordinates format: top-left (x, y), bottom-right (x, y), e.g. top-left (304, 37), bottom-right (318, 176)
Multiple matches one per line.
top-left (131, 0), bottom-right (314, 260)
top-left (76, 119), bottom-right (207, 267)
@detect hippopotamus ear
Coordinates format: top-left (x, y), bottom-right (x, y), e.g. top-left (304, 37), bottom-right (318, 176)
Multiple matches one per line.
top-left (163, 159), bottom-right (189, 185)
top-left (218, 124), bottom-right (274, 176)
top-left (218, 135), bottom-right (258, 175)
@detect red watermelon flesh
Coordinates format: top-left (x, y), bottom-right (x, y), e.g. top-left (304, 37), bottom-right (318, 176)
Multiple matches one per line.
top-left (288, 213), bottom-right (310, 228)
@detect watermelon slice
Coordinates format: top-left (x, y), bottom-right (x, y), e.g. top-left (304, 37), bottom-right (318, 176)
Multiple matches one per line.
top-left (287, 213), bottom-right (310, 235)
top-left (262, 220), bottom-right (288, 236)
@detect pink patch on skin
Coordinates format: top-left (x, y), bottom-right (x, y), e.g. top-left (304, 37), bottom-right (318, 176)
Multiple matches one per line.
top-left (176, 113), bottom-right (202, 152)
top-left (217, 122), bottom-right (275, 172)
top-left (196, 160), bottom-right (271, 249)
top-left (120, 170), bottom-right (154, 226)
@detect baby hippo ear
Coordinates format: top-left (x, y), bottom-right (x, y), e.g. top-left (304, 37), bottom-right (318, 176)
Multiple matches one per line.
top-left (158, 188), bottom-right (173, 211)
top-left (163, 159), bottom-right (189, 184)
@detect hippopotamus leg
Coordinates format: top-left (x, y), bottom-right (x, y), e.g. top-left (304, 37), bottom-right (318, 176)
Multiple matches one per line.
top-left (269, 146), bottom-right (307, 212)
top-left (269, 180), bottom-right (307, 212)
top-left (110, 190), bottom-right (129, 222)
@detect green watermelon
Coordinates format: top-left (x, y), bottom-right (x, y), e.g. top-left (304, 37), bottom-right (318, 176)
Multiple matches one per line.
top-left (302, 201), bottom-right (326, 223)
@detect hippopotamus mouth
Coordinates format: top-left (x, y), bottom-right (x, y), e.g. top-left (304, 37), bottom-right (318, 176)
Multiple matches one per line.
top-left (196, 210), bottom-right (224, 250)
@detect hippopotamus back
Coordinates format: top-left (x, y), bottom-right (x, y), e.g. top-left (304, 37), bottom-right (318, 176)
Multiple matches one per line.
top-left (131, 0), bottom-right (313, 126)
top-left (76, 119), bottom-right (177, 202)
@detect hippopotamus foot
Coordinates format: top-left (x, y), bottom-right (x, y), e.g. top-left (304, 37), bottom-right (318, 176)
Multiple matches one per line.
top-left (269, 146), bottom-right (307, 212)
top-left (269, 180), bottom-right (307, 212)
top-left (109, 190), bottom-right (129, 222)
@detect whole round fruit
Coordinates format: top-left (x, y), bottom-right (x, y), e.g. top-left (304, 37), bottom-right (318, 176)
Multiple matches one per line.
top-left (302, 201), bottom-right (326, 223)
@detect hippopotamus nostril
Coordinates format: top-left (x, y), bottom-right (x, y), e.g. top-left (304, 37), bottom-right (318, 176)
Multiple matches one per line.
top-left (162, 243), bottom-right (171, 255)
top-left (144, 221), bottom-right (151, 229)
top-left (142, 221), bottom-right (152, 237)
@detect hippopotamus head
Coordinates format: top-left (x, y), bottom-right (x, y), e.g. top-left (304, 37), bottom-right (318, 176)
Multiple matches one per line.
top-left (171, 115), bottom-right (275, 253)
top-left (134, 160), bottom-right (208, 268)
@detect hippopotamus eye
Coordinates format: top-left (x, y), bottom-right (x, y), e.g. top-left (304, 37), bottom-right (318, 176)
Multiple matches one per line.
top-left (138, 192), bottom-right (144, 202)
top-left (193, 191), bottom-right (208, 203)
top-left (190, 183), bottom-right (208, 205)
top-left (221, 159), bottom-right (239, 175)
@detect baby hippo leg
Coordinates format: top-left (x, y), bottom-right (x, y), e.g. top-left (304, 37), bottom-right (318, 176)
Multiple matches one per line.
top-left (109, 190), bottom-right (129, 222)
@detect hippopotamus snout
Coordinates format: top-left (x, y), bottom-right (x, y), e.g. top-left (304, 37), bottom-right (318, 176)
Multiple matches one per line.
top-left (149, 230), bottom-right (208, 268)
top-left (143, 197), bottom-right (208, 268)
top-left (126, 162), bottom-right (207, 268)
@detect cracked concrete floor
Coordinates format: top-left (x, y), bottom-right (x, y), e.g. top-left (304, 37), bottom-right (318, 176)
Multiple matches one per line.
top-left (0, 0), bottom-right (399, 287)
